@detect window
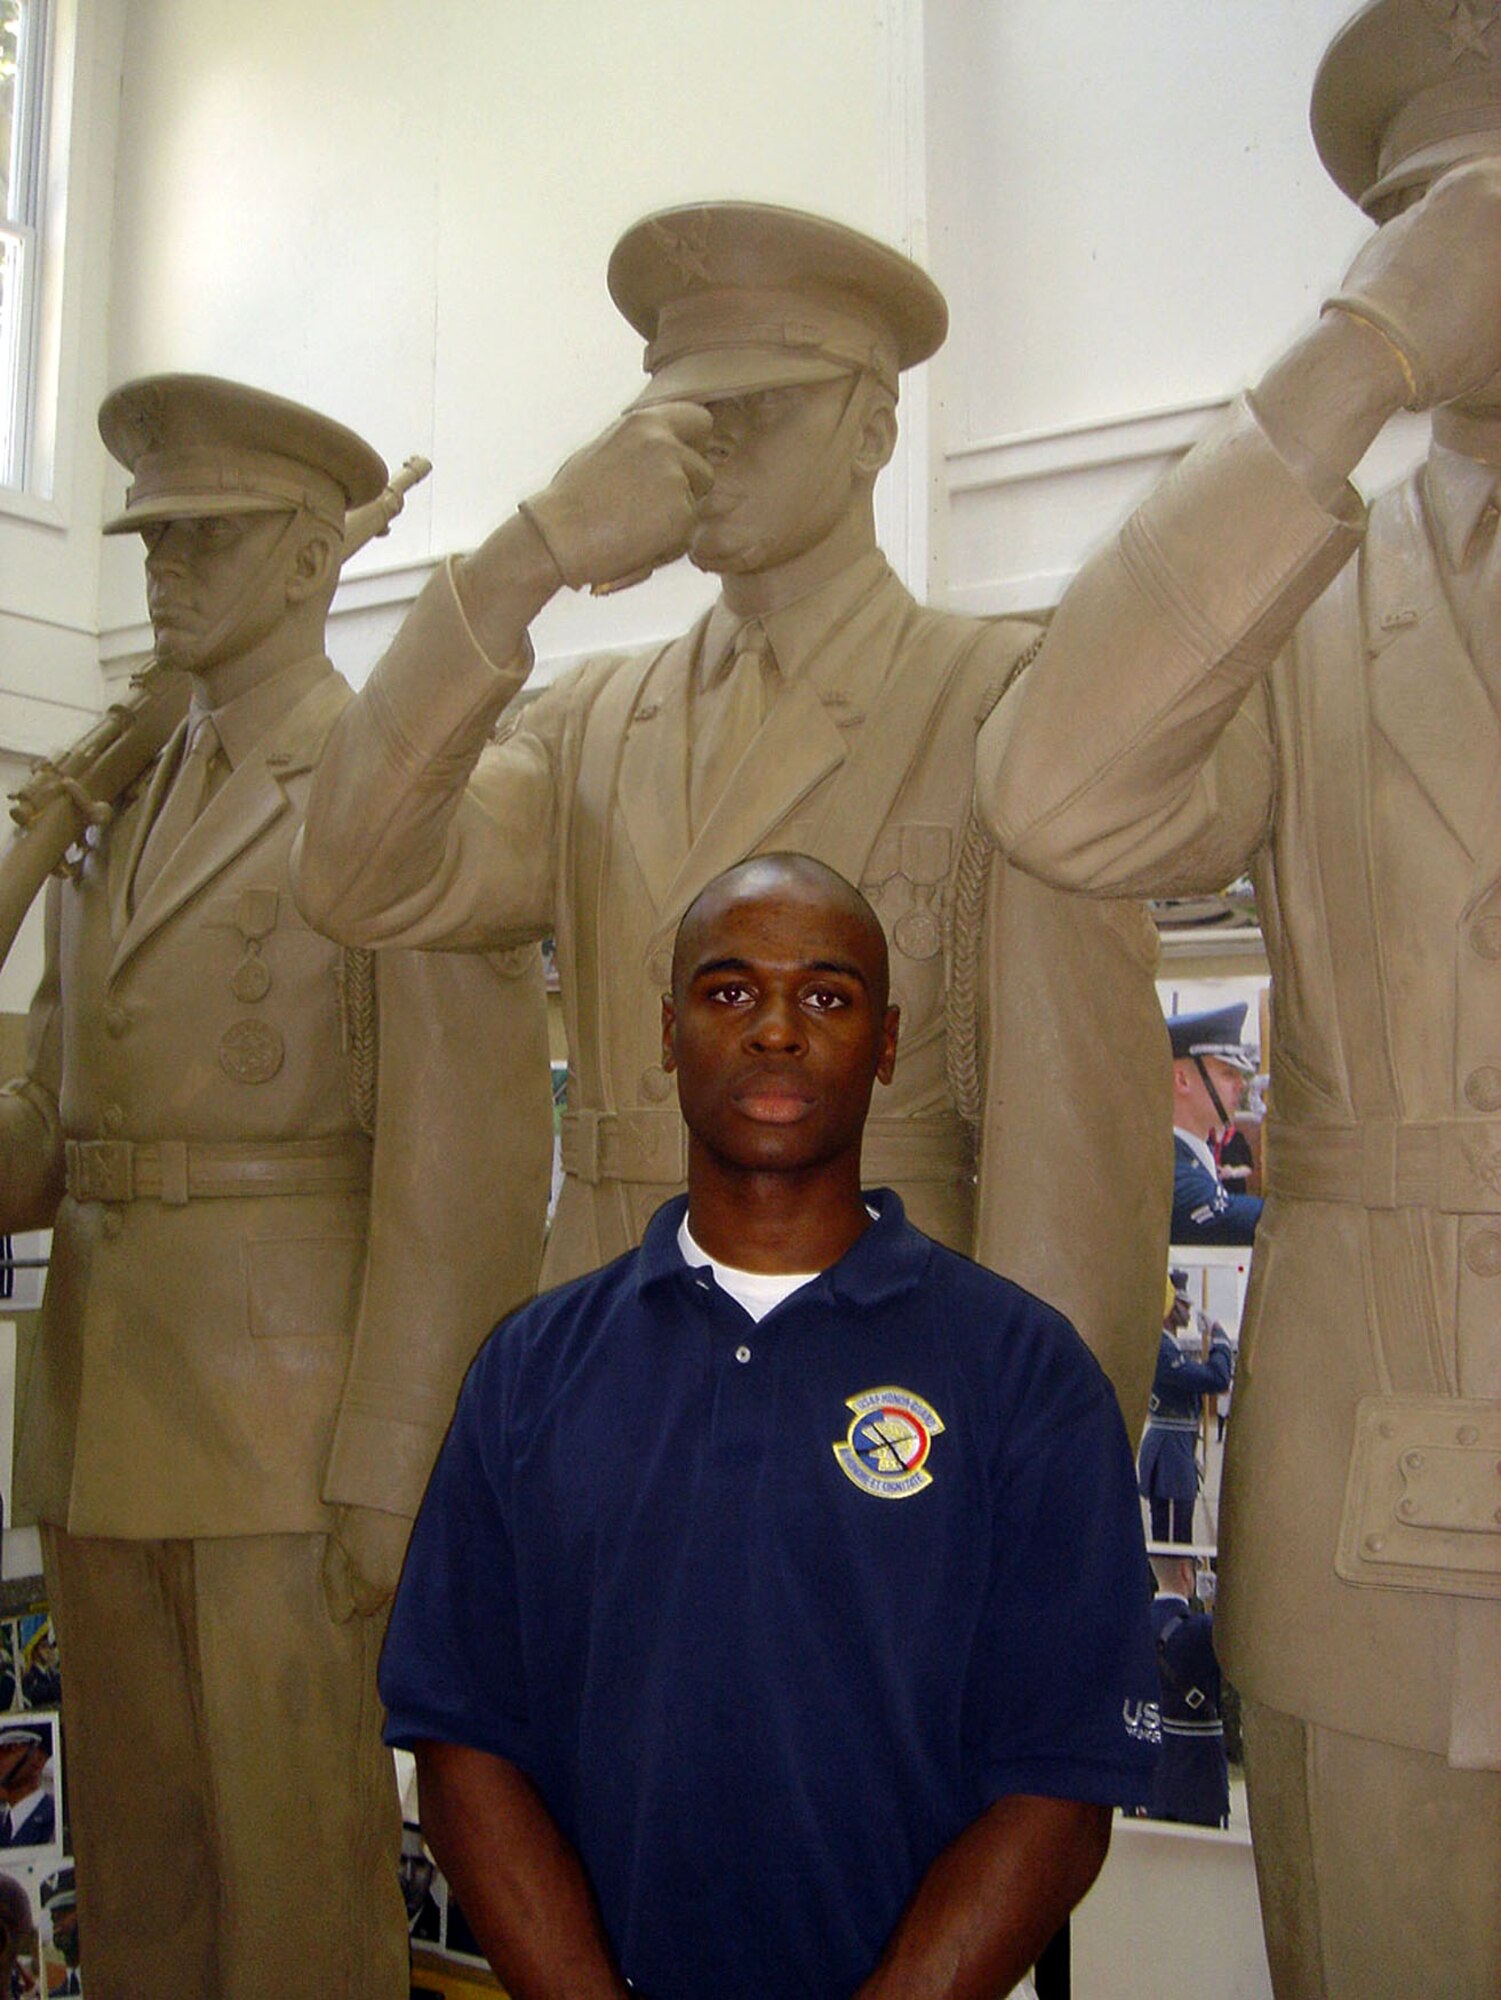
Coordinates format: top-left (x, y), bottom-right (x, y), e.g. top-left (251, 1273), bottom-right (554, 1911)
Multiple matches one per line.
top-left (1, 0), bottom-right (49, 490)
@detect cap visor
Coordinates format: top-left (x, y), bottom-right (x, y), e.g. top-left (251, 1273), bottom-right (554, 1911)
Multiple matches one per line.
top-left (629, 346), bottom-right (854, 409)
top-left (102, 491), bottom-right (299, 535)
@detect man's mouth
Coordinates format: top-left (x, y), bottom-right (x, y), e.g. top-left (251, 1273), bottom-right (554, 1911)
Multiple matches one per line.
top-left (731, 1069), bottom-right (815, 1124)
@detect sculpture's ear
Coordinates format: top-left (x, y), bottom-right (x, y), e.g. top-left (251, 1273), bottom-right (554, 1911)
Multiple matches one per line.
top-left (286, 521), bottom-right (339, 605)
top-left (852, 389), bottom-right (898, 479)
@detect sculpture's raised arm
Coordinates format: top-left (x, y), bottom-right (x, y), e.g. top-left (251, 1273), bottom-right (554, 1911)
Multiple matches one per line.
top-left (293, 404), bottom-right (712, 949)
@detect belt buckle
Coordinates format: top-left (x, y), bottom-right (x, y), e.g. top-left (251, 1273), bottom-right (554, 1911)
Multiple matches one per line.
top-left (73, 1139), bottom-right (134, 1204)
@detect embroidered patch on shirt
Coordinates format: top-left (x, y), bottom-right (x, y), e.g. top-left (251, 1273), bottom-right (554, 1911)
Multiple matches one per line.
top-left (833, 1386), bottom-right (944, 1499)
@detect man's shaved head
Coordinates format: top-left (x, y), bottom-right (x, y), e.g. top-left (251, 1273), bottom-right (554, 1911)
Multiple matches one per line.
top-left (671, 852), bottom-right (890, 1012)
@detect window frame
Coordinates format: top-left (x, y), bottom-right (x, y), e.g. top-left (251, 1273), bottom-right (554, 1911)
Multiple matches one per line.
top-left (1, 0), bottom-right (53, 492)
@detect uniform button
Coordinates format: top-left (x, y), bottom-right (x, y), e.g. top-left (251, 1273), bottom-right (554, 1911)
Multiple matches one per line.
top-left (1464, 1228), bottom-right (1501, 1278)
top-left (639, 1066), bottom-right (674, 1104)
top-left (101, 1103), bottom-right (125, 1134)
top-left (1471, 916), bottom-right (1501, 961)
top-left (735, 1345), bottom-right (752, 1364)
top-left (1464, 1066), bottom-right (1501, 1112)
top-left (103, 1003), bottom-right (128, 1039)
top-left (100, 1210), bottom-right (123, 1240)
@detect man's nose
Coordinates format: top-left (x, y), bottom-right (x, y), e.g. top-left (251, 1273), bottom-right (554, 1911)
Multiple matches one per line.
top-left (746, 994), bottom-right (805, 1052)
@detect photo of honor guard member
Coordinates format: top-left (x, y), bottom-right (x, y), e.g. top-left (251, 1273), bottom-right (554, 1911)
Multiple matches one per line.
top-left (1148, 1552), bottom-right (1231, 1830)
top-left (1138, 1271), bottom-right (1236, 1546)
top-left (0, 375), bottom-right (552, 2000)
top-left (1167, 1004), bottom-right (1263, 1245)
top-left (295, 201), bottom-right (1171, 1436)
top-left (977, 2), bottom-right (1501, 1989)
top-left (380, 853), bottom-right (1162, 2000)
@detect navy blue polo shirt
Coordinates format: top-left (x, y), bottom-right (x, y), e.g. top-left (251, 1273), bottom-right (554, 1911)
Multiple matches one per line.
top-left (382, 1192), bottom-right (1158, 2000)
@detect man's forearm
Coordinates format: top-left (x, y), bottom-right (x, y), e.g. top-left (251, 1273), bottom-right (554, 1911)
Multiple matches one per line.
top-left (855, 1794), bottom-right (1112, 2000)
top-left (414, 1740), bottom-right (629, 2000)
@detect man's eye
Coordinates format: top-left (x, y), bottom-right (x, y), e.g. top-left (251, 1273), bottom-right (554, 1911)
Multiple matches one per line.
top-left (706, 982), bottom-right (752, 1005)
top-left (804, 987), bottom-right (850, 1012)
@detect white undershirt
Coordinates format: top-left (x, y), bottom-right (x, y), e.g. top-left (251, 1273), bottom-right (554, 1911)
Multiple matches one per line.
top-left (677, 1217), bottom-right (818, 1321)
top-left (677, 1206), bottom-right (881, 1323)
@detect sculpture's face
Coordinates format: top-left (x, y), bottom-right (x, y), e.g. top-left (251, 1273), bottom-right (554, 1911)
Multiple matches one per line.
top-left (687, 375), bottom-right (871, 576)
top-left (141, 510), bottom-right (297, 676)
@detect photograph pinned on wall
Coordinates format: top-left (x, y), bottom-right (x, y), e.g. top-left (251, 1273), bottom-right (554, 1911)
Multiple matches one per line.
top-left (0, 1715), bottom-right (61, 1859)
top-left (38, 1860), bottom-right (80, 1995)
top-left (0, 1859), bottom-right (42, 1998)
top-left (14, 1614), bottom-right (58, 1715)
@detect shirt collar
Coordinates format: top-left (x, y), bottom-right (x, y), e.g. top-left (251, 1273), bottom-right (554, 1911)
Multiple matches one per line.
top-left (637, 1186), bottom-right (929, 1310)
top-left (186, 654), bottom-right (333, 771)
top-left (1425, 444), bottom-right (1500, 573)
top-left (699, 549), bottom-right (891, 688)
top-left (1173, 1127), bottom-right (1218, 1179)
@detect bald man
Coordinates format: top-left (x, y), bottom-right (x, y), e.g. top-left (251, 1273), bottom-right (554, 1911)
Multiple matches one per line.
top-left (380, 853), bottom-right (1159, 2000)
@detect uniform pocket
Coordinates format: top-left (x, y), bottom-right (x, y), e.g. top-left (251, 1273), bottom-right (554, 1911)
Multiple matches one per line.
top-left (244, 1231), bottom-right (364, 1339)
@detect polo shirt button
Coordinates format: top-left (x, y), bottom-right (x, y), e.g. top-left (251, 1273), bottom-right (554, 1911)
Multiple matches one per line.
top-left (1464, 1065), bottom-right (1501, 1112)
top-left (639, 1066), bottom-right (674, 1104)
top-left (1470, 916), bottom-right (1501, 961)
top-left (735, 1344), bottom-right (751, 1364)
top-left (103, 1003), bottom-right (128, 1039)
top-left (1463, 1228), bottom-right (1501, 1278)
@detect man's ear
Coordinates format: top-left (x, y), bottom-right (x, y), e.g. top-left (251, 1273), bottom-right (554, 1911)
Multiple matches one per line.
top-left (875, 1003), bottom-right (900, 1086)
top-left (286, 526), bottom-right (338, 605)
top-left (661, 993), bottom-right (677, 1074)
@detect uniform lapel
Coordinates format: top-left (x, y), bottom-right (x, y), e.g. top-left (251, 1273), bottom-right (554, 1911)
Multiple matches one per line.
top-left (108, 673), bottom-right (348, 983)
top-left (612, 623), bottom-right (701, 914)
top-left (1367, 475), bottom-right (1498, 862)
top-left (650, 571), bottom-right (905, 937)
top-left (108, 717), bottom-right (187, 944)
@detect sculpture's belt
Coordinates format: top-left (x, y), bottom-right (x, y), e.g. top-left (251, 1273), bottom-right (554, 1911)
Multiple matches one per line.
top-left (1264, 1118), bottom-right (1501, 1214)
top-left (560, 1108), bottom-right (974, 1188)
top-left (64, 1134), bottom-right (372, 1206)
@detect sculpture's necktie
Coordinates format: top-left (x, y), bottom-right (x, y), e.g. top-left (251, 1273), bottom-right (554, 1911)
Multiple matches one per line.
top-left (134, 713), bottom-right (223, 904)
top-left (690, 624), bottom-right (781, 835)
top-left (1452, 486), bottom-right (1501, 713)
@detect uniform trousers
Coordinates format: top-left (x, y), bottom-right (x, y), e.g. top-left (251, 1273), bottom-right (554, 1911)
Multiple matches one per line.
top-left (1242, 1696), bottom-right (1501, 1999)
top-left (42, 1526), bottom-right (408, 2000)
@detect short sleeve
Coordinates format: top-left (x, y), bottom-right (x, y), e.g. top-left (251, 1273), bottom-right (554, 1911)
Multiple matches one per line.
top-left (963, 1355), bottom-right (1159, 1811)
top-left (379, 1337), bottom-right (534, 1768)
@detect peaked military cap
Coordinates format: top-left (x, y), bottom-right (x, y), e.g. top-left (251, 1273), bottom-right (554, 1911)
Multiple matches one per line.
top-left (1312, 0), bottom-right (1501, 217)
top-left (1166, 1003), bottom-right (1258, 1075)
top-left (100, 373), bottom-right (387, 536)
top-left (608, 201), bottom-right (948, 407)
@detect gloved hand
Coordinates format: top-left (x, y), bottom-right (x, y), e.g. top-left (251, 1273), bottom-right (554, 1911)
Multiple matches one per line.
top-left (1324, 157), bottom-right (1501, 409)
top-left (520, 401), bottom-right (715, 590)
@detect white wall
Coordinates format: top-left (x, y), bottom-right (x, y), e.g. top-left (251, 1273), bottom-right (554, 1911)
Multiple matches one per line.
top-left (98, 0), bottom-right (923, 684)
top-left (0, 0), bottom-right (127, 1009)
top-left (926, 0), bottom-right (1430, 612)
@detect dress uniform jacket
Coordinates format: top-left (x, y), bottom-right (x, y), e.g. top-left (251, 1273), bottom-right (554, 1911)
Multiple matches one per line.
top-left (1149, 1595), bottom-right (1229, 1827)
top-left (1138, 1326), bottom-right (1234, 1534)
top-left (980, 398), bottom-right (1501, 1768)
top-left (296, 555), bottom-right (1171, 1434)
top-left (0, 659), bottom-right (552, 1539)
top-left (1172, 1131), bottom-right (1262, 1245)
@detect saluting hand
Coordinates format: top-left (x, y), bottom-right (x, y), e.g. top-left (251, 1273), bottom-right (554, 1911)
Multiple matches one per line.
top-left (520, 401), bottom-right (716, 591)
top-left (1327, 157), bottom-right (1501, 410)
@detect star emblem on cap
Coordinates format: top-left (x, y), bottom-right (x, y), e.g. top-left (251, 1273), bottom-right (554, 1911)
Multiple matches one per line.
top-left (647, 211), bottom-right (713, 287)
top-left (1437, 0), bottom-right (1498, 61)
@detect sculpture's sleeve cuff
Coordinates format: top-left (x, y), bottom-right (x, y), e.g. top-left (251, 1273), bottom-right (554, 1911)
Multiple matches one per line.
top-left (363, 555), bottom-right (534, 768)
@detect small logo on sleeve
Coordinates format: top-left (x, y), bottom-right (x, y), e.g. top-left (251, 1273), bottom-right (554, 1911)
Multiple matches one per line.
top-left (833, 1387), bottom-right (944, 1499)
